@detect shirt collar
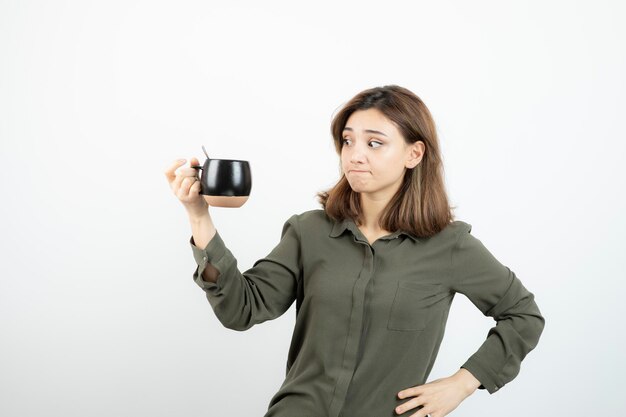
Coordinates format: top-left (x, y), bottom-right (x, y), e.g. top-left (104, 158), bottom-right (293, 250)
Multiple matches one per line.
top-left (329, 217), bottom-right (420, 243)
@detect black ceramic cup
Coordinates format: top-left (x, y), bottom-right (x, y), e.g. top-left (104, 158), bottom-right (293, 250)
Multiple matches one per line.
top-left (191, 153), bottom-right (252, 208)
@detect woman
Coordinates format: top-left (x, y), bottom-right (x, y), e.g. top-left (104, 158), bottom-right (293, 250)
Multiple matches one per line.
top-left (164, 85), bottom-right (545, 417)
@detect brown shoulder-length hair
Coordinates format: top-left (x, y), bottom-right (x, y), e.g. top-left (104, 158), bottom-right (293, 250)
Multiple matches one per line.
top-left (315, 85), bottom-right (456, 238)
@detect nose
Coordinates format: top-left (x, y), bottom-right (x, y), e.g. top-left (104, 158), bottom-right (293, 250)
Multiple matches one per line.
top-left (347, 145), bottom-right (367, 165)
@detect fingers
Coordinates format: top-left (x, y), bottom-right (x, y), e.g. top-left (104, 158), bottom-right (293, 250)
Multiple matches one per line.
top-left (171, 169), bottom-right (185, 192)
top-left (173, 173), bottom-right (195, 196)
top-left (165, 156), bottom-right (207, 208)
top-left (164, 159), bottom-right (187, 182)
top-left (395, 397), bottom-right (427, 416)
top-left (417, 406), bottom-right (433, 417)
top-left (188, 177), bottom-right (202, 197)
top-left (398, 386), bottom-right (424, 399)
top-left (179, 176), bottom-right (198, 196)
top-left (166, 158), bottom-right (201, 192)
top-left (177, 166), bottom-right (199, 177)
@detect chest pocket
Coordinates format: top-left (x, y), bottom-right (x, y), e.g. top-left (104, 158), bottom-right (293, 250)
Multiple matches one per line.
top-left (387, 281), bottom-right (443, 331)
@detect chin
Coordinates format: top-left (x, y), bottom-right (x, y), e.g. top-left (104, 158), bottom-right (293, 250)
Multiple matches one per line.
top-left (348, 184), bottom-right (368, 193)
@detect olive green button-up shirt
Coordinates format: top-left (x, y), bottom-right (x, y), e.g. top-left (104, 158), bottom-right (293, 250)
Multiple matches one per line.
top-left (189, 209), bottom-right (545, 417)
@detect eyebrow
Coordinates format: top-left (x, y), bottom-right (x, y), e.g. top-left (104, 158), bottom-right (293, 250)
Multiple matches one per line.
top-left (342, 127), bottom-right (388, 137)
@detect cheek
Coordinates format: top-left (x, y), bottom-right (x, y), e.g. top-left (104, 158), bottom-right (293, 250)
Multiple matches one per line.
top-left (374, 159), bottom-right (402, 179)
top-left (340, 155), bottom-right (349, 170)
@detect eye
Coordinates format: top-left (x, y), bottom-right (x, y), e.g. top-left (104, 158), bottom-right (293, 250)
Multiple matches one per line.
top-left (341, 138), bottom-right (383, 148)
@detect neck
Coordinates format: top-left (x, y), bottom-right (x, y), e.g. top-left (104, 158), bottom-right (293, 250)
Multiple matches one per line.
top-left (359, 194), bottom-right (391, 231)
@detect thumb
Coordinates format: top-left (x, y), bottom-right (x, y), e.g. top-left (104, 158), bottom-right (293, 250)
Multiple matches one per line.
top-left (190, 156), bottom-right (200, 166)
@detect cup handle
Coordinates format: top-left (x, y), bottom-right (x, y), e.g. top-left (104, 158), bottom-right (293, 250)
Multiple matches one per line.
top-left (191, 165), bottom-right (202, 170)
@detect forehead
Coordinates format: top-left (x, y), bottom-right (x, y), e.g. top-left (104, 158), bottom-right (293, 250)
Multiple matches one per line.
top-left (343, 108), bottom-right (398, 134)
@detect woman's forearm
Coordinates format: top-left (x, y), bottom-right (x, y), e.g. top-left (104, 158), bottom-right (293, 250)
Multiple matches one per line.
top-left (452, 368), bottom-right (482, 395)
top-left (188, 212), bottom-right (220, 283)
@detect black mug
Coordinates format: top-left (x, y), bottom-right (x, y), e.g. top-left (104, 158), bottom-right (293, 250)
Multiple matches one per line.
top-left (191, 147), bottom-right (252, 208)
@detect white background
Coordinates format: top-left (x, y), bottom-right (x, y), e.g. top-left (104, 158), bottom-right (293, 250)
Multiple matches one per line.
top-left (1, 0), bottom-right (624, 416)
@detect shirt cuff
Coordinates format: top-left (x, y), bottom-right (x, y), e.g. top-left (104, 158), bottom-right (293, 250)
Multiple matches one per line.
top-left (460, 358), bottom-right (502, 394)
top-left (189, 230), bottom-right (234, 292)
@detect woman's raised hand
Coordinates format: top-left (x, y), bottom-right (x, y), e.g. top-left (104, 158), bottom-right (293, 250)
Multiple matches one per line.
top-left (164, 157), bottom-right (209, 218)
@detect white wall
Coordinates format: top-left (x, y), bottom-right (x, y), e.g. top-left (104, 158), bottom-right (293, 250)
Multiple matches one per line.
top-left (1, 0), bottom-right (624, 415)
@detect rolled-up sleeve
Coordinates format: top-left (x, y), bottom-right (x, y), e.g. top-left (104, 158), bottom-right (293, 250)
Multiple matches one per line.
top-left (189, 214), bottom-right (302, 331)
top-left (450, 224), bottom-right (545, 394)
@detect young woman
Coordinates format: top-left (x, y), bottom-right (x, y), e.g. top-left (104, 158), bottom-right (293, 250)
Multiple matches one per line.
top-left (164, 85), bottom-right (545, 417)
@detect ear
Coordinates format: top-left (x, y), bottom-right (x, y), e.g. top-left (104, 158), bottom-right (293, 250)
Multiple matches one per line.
top-left (405, 141), bottom-right (425, 169)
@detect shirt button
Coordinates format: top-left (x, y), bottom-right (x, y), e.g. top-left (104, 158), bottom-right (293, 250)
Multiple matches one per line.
top-left (203, 256), bottom-right (208, 261)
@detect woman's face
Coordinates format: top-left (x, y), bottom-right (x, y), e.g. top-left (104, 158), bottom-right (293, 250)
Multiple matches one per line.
top-left (340, 108), bottom-right (423, 198)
